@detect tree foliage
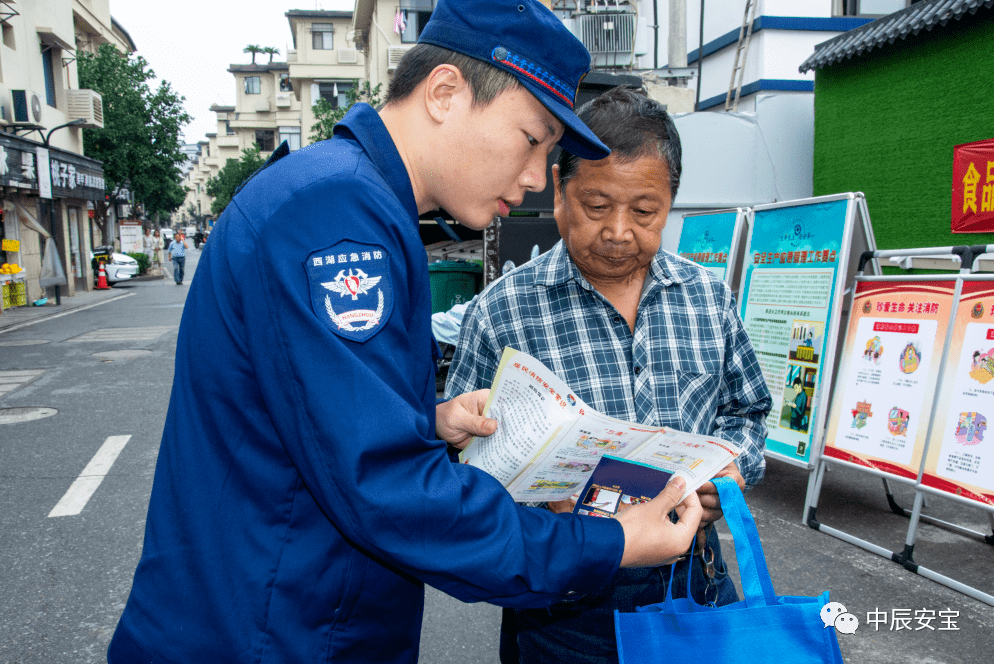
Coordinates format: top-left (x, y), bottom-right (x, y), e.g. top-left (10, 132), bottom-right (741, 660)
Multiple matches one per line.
top-left (243, 44), bottom-right (262, 64)
top-left (310, 80), bottom-right (382, 143)
top-left (77, 43), bottom-right (191, 234)
top-left (205, 146), bottom-right (265, 216)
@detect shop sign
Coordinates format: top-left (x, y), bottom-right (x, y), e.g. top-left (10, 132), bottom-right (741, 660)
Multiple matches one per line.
top-left (0, 135), bottom-right (40, 190)
top-left (952, 138), bottom-right (994, 233)
top-left (49, 150), bottom-right (105, 201)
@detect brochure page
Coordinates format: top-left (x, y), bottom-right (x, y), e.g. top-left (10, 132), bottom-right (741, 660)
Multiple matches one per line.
top-left (459, 348), bottom-right (742, 503)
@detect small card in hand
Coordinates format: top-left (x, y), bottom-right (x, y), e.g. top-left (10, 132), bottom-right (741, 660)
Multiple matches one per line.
top-left (573, 455), bottom-right (675, 519)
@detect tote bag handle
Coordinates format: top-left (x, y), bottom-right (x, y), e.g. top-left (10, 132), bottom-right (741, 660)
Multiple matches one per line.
top-left (665, 477), bottom-right (777, 610)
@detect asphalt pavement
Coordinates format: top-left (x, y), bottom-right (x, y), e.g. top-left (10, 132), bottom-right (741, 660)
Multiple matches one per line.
top-left (1, 247), bottom-right (991, 663)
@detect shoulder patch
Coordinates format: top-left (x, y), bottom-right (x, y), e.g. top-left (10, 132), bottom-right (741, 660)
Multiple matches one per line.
top-left (306, 240), bottom-right (394, 343)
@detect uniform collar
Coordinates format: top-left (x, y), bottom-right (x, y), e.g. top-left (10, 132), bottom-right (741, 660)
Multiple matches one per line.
top-left (334, 103), bottom-right (419, 223)
top-left (536, 241), bottom-right (692, 291)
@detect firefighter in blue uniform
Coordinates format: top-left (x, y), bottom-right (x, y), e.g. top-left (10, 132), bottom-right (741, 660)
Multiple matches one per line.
top-left (108, 1), bottom-right (701, 662)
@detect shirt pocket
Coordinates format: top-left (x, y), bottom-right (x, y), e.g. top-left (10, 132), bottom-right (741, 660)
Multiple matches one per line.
top-left (675, 369), bottom-right (721, 433)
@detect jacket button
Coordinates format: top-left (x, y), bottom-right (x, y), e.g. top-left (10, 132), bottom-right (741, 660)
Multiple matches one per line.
top-left (634, 366), bottom-right (641, 375)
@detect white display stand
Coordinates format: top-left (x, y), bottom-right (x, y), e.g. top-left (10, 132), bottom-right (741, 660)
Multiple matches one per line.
top-left (805, 246), bottom-right (994, 606)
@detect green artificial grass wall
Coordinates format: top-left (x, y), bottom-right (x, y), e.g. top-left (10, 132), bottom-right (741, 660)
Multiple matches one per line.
top-left (813, 11), bottom-right (994, 255)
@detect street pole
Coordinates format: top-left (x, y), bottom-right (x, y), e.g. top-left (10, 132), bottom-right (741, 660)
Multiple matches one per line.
top-left (41, 119), bottom-right (86, 306)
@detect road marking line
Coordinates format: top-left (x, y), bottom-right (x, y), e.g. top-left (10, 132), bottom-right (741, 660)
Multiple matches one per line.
top-left (0, 293), bottom-right (135, 336)
top-left (48, 435), bottom-right (132, 518)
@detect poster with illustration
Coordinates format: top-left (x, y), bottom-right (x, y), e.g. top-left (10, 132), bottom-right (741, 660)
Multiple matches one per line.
top-left (677, 209), bottom-right (745, 283)
top-left (738, 197), bottom-right (853, 463)
top-left (823, 279), bottom-right (954, 479)
top-left (923, 279), bottom-right (994, 506)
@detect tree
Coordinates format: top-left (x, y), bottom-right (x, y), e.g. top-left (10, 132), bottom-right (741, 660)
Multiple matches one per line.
top-left (205, 146), bottom-right (265, 216)
top-left (310, 80), bottom-right (382, 143)
top-left (77, 43), bottom-right (191, 239)
top-left (263, 46), bottom-right (280, 63)
top-left (243, 44), bottom-right (262, 65)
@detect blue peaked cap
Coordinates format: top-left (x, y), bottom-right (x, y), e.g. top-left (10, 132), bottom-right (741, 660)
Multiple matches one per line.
top-left (417, 0), bottom-right (610, 161)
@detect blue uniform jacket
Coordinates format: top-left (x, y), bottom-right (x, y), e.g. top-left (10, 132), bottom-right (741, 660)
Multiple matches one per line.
top-left (108, 104), bottom-right (624, 664)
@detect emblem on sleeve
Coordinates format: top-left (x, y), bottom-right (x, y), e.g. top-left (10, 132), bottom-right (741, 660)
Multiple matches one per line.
top-left (306, 241), bottom-right (394, 343)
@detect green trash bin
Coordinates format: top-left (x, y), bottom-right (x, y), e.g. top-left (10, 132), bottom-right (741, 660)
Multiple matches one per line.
top-left (428, 260), bottom-right (482, 313)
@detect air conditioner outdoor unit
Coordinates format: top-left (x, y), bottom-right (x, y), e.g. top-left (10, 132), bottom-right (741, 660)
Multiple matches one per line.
top-left (338, 47), bottom-right (357, 64)
top-left (66, 89), bottom-right (104, 128)
top-left (387, 45), bottom-right (413, 72)
top-left (11, 90), bottom-right (43, 124)
top-left (275, 93), bottom-right (292, 108)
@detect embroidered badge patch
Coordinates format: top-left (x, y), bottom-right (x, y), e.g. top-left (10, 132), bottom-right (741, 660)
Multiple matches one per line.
top-left (306, 240), bottom-right (393, 343)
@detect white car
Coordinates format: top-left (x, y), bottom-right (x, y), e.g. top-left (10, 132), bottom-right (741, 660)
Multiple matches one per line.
top-left (161, 228), bottom-right (174, 245)
top-left (91, 248), bottom-right (139, 284)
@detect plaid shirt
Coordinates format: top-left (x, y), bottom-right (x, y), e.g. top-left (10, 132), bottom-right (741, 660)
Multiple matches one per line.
top-left (444, 241), bottom-right (771, 487)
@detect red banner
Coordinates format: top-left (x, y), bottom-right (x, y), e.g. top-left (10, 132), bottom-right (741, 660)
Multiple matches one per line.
top-left (952, 138), bottom-right (994, 233)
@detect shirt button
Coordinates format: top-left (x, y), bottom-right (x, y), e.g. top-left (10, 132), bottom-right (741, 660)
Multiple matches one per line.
top-left (634, 366), bottom-right (641, 375)
top-left (613, 316), bottom-right (621, 323)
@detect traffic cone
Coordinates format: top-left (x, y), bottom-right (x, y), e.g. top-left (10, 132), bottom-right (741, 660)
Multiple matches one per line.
top-left (96, 262), bottom-right (111, 290)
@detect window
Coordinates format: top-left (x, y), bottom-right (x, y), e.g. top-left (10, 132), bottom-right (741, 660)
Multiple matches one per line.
top-left (255, 129), bottom-right (275, 152)
top-left (312, 23), bottom-right (333, 50)
top-left (318, 81), bottom-right (353, 109)
top-left (42, 48), bottom-right (57, 107)
top-left (279, 73), bottom-right (293, 92)
top-left (399, 0), bottom-right (434, 43)
top-left (244, 76), bottom-right (261, 95)
top-left (841, 0), bottom-right (915, 15)
top-left (279, 126), bottom-right (301, 152)
top-left (225, 120), bottom-right (235, 135)
top-left (2, 23), bottom-right (15, 49)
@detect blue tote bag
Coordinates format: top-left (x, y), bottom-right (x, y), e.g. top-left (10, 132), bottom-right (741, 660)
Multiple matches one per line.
top-left (615, 478), bottom-right (844, 664)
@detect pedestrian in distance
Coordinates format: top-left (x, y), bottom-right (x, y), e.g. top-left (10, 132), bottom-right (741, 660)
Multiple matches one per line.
top-left (107, 2), bottom-right (702, 663)
top-left (166, 232), bottom-right (187, 285)
top-left (142, 228), bottom-right (155, 267)
top-left (151, 230), bottom-right (163, 267)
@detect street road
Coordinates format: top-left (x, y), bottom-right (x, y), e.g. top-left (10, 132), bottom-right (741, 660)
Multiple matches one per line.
top-left (0, 249), bottom-right (500, 664)
top-left (1, 248), bottom-right (991, 664)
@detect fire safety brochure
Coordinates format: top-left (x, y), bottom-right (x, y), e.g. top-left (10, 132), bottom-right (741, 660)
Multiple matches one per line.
top-left (458, 347), bottom-right (742, 503)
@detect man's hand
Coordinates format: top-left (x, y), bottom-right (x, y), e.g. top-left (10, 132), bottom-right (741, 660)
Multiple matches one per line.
top-left (615, 477), bottom-right (702, 568)
top-left (695, 461), bottom-right (745, 544)
top-left (436, 389), bottom-right (497, 448)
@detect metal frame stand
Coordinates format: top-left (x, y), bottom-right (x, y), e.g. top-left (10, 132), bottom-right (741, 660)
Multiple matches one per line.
top-left (805, 246), bottom-right (994, 607)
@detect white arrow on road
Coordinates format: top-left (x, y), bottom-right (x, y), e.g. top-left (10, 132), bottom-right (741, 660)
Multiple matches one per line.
top-left (48, 435), bottom-right (132, 518)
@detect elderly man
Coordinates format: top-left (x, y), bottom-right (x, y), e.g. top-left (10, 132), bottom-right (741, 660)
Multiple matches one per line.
top-left (445, 86), bottom-right (772, 664)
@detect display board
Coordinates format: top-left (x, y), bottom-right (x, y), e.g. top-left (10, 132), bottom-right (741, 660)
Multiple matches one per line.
top-left (822, 278), bottom-right (956, 481)
top-left (119, 221), bottom-right (143, 254)
top-left (921, 276), bottom-right (994, 507)
top-left (737, 193), bottom-right (877, 466)
top-left (676, 208), bottom-right (748, 286)
top-left (805, 248), bottom-right (994, 606)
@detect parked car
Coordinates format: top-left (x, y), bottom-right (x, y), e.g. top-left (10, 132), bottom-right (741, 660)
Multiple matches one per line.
top-left (161, 228), bottom-right (174, 245)
top-left (91, 246), bottom-right (139, 284)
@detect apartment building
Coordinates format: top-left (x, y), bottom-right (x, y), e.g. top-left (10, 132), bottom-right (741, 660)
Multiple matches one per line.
top-left (0, 0), bottom-right (124, 311)
top-left (285, 10), bottom-right (366, 144)
top-left (179, 140), bottom-right (212, 225)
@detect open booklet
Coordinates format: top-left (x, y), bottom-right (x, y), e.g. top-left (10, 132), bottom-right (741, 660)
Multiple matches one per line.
top-left (458, 347), bottom-right (742, 503)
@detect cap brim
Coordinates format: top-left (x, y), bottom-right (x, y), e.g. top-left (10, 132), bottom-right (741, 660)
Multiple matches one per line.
top-left (517, 79), bottom-right (610, 161)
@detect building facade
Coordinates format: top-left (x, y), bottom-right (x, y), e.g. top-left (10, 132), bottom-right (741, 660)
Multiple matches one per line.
top-left (285, 10), bottom-right (366, 145)
top-left (804, 1), bottom-right (994, 251)
top-left (0, 0), bottom-right (128, 312)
